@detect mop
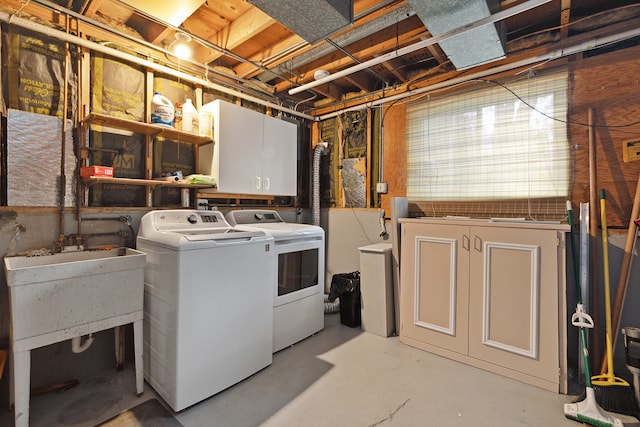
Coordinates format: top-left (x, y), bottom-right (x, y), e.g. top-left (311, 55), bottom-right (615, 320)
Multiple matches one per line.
top-left (563, 200), bottom-right (623, 427)
top-left (591, 190), bottom-right (640, 417)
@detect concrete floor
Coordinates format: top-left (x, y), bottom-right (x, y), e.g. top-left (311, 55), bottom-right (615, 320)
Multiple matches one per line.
top-left (2, 313), bottom-right (638, 427)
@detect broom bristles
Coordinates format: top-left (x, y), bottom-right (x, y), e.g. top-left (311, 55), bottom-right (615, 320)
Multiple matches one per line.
top-left (565, 387), bottom-right (623, 427)
top-left (593, 383), bottom-right (640, 419)
top-left (576, 382), bottom-right (640, 419)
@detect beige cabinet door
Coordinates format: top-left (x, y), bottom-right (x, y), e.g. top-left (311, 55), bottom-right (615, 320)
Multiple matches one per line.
top-left (400, 222), bottom-right (470, 355)
top-left (468, 226), bottom-right (560, 385)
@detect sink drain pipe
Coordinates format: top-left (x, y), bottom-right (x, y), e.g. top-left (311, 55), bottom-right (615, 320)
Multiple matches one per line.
top-left (71, 334), bottom-right (94, 353)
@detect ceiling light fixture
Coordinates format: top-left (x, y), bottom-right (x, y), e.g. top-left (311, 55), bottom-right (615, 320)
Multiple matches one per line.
top-left (288, 0), bottom-right (551, 95)
top-left (170, 32), bottom-right (193, 59)
top-left (314, 70), bottom-right (330, 80)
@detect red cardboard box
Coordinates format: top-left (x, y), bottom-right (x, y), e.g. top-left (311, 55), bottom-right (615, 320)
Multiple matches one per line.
top-left (80, 166), bottom-right (114, 178)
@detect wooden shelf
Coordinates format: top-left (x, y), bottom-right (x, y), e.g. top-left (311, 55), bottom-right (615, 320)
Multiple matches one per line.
top-left (196, 191), bottom-right (274, 201)
top-left (82, 113), bottom-right (213, 146)
top-left (83, 176), bottom-right (215, 189)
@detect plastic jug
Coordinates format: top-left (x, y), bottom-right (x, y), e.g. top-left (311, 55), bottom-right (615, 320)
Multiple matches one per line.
top-left (199, 101), bottom-right (215, 138)
top-left (182, 99), bottom-right (199, 134)
top-left (151, 92), bottom-right (174, 127)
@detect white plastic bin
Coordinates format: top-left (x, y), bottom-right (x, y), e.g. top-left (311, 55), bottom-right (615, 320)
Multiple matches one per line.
top-left (358, 243), bottom-right (394, 337)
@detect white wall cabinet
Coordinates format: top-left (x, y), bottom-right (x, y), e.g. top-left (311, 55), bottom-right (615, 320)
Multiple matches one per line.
top-left (399, 218), bottom-right (568, 393)
top-left (199, 99), bottom-right (297, 196)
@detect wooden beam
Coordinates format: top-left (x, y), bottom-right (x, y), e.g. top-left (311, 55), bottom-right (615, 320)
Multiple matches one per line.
top-left (377, 57), bottom-right (408, 83)
top-left (310, 17), bottom-right (638, 116)
top-left (560, 0), bottom-right (572, 39)
top-left (81, 0), bottom-right (104, 17)
top-left (343, 71), bottom-right (378, 93)
top-left (232, 34), bottom-right (309, 80)
top-left (191, 8), bottom-right (275, 65)
top-left (274, 27), bottom-right (427, 93)
top-left (233, 0), bottom-right (414, 80)
top-left (426, 43), bottom-right (450, 66)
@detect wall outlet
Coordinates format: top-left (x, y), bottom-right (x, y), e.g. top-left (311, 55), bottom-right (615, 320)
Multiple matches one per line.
top-left (196, 199), bottom-right (209, 210)
top-left (376, 182), bottom-right (388, 194)
top-left (623, 138), bottom-right (640, 163)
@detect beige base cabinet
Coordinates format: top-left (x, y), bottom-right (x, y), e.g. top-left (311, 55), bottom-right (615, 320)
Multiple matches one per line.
top-left (399, 219), bottom-right (568, 393)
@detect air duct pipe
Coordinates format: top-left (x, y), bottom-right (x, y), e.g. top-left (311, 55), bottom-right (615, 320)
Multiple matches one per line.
top-left (312, 142), bottom-right (328, 226)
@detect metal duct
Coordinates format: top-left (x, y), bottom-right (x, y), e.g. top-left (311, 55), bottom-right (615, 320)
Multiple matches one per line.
top-left (248, 0), bottom-right (353, 44)
top-left (408, 0), bottom-right (507, 70)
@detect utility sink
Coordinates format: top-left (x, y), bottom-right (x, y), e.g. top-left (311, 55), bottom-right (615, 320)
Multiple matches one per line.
top-left (4, 247), bottom-right (145, 341)
top-left (3, 247), bottom-right (146, 427)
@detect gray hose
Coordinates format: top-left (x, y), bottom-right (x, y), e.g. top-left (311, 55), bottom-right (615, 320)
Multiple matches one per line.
top-left (312, 143), bottom-right (328, 226)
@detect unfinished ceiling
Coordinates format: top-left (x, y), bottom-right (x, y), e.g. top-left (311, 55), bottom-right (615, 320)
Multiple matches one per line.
top-left (2, 0), bottom-right (640, 117)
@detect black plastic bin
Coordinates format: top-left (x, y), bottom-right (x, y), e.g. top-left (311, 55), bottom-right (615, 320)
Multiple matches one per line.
top-left (328, 271), bottom-right (361, 328)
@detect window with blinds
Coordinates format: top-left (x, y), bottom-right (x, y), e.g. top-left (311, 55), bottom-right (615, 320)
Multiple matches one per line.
top-left (406, 68), bottom-right (570, 215)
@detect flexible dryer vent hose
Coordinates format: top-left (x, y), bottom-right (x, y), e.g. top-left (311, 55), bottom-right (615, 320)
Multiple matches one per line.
top-left (312, 143), bottom-right (328, 226)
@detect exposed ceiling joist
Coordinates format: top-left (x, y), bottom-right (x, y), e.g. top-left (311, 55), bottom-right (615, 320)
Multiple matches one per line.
top-left (288, 0), bottom-right (552, 95)
top-left (2, 0), bottom-right (638, 116)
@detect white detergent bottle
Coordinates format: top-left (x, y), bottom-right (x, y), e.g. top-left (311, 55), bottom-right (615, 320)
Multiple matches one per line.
top-left (151, 92), bottom-right (174, 126)
top-left (182, 99), bottom-right (199, 134)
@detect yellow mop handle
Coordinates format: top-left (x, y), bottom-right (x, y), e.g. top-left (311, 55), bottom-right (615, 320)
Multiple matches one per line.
top-left (592, 189), bottom-right (630, 386)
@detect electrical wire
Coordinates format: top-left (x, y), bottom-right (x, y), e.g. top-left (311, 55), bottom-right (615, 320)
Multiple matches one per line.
top-left (8, 0), bottom-right (31, 23)
top-left (508, 3), bottom-right (640, 49)
top-left (480, 78), bottom-right (640, 131)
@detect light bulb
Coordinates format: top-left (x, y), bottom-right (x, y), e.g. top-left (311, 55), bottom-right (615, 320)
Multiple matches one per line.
top-left (174, 43), bottom-right (191, 59)
top-left (170, 32), bottom-right (193, 60)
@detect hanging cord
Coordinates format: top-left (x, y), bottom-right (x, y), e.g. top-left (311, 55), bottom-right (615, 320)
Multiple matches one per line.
top-left (9, 0), bottom-right (31, 23)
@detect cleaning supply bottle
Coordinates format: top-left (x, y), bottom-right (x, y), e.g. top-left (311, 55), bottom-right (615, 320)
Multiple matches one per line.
top-left (151, 92), bottom-right (174, 127)
top-left (199, 101), bottom-right (215, 138)
top-left (173, 102), bottom-right (183, 130)
top-left (182, 99), bottom-right (199, 134)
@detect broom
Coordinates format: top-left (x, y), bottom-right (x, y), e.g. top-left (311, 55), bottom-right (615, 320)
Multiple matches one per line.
top-left (564, 200), bottom-right (623, 427)
top-left (591, 190), bottom-right (640, 417)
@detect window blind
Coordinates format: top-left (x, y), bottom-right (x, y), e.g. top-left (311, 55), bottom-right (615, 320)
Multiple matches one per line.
top-left (406, 68), bottom-right (570, 207)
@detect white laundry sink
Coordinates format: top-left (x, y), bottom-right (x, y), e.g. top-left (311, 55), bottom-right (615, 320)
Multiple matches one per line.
top-left (4, 247), bottom-right (146, 341)
top-left (4, 247), bottom-right (147, 427)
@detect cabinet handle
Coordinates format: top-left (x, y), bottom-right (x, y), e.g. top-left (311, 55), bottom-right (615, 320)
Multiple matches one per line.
top-left (255, 176), bottom-right (261, 190)
top-left (264, 177), bottom-right (270, 191)
top-left (462, 234), bottom-right (470, 251)
top-left (474, 235), bottom-right (482, 252)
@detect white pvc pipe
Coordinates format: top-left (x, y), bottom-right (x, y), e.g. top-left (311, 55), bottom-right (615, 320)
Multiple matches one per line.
top-left (0, 11), bottom-right (315, 121)
top-left (318, 25), bottom-right (640, 121)
top-left (71, 334), bottom-right (94, 353)
top-left (289, 0), bottom-right (553, 95)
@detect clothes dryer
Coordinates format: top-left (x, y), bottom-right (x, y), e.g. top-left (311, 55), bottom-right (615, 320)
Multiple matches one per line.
top-left (225, 209), bottom-right (325, 352)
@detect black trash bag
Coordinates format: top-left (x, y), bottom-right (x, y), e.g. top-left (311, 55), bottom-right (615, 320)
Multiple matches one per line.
top-left (328, 271), bottom-right (360, 302)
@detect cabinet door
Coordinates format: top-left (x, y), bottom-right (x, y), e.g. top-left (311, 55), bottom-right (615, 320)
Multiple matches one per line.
top-left (400, 222), bottom-right (470, 355)
top-left (262, 116), bottom-right (297, 196)
top-left (215, 101), bottom-right (264, 194)
top-left (468, 226), bottom-right (560, 385)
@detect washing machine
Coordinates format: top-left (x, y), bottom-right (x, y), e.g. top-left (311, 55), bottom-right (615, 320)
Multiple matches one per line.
top-left (137, 209), bottom-right (274, 412)
top-left (225, 209), bottom-right (325, 352)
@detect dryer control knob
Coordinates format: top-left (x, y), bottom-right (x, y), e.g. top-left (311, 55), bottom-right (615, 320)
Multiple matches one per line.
top-left (254, 212), bottom-right (263, 221)
top-left (187, 214), bottom-right (198, 224)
